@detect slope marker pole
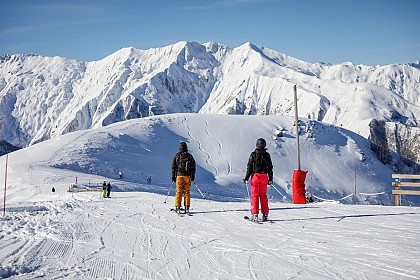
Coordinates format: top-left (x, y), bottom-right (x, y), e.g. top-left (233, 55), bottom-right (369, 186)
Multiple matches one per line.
top-left (353, 169), bottom-right (357, 204)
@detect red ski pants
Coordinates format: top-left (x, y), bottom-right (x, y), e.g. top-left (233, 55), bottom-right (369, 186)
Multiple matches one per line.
top-left (250, 173), bottom-right (269, 215)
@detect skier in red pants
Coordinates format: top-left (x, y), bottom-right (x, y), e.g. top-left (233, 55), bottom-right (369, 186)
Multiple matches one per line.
top-left (244, 138), bottom-right (273, 222)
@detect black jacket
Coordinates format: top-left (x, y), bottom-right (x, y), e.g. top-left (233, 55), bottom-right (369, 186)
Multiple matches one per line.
top-left (172, 152), bottom-right (196, 180)
top-left (245, 148), bottom-right (273, 181)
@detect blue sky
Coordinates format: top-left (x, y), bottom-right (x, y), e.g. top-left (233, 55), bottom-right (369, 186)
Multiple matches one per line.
top-left (1, 0), bottom-right (419, 66)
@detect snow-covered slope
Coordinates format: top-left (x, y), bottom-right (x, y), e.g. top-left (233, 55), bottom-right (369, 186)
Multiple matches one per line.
top-left (2, 114), bottom-right (396, 205)
top-left (1, 114), bottom-right (420, 279)
top-left (1, 42), bottom-right (419, 149)
top-left (2, 191), bottom-right (419, 279)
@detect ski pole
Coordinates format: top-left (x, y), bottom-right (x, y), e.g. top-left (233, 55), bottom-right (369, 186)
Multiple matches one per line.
top-left (244, 181), bottom-right (251, 205)
top-left (270, 183), bottom-right (284, 197)
top-left (193, 182), bottom-right (206, 200)
top-left (243, 183), bottom-right (247, 201)
top-left (164, 181), bottom-right (174, 204)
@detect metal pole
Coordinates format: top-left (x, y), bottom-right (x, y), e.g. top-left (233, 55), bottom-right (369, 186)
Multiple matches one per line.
top-left (270, 183), bottom-right (284, 197)
top-left (164, 182), bottom-right (174, 204)
top-left (193, 182), bottom-right (206, 200)
top-left (3, 154), bottom-right (9, 217)
top-left (294, 85), bottom-right (301, 170)
top-left (353, 169), bottom-right (357, 204)
top-left (244, 181), bottom-right (251, 205)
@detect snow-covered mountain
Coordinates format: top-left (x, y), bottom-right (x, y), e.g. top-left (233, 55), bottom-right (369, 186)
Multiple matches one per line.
top-left (2, 43), bottom-right (420, 279)
top-left (1, 113), bottom-right (400, 205)
top-left (1, 41), bottom-right (420, 170)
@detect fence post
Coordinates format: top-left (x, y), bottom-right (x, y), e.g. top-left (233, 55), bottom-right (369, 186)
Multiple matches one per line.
top-left (395, 181), bottom-right (401, 206)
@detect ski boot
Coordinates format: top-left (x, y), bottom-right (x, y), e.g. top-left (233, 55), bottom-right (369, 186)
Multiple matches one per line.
top-left (250, 214), bottom-right (258, 222)
top-left (175, 206), bottom-right (181, 214)
top-left (185, 206), bottom-right (190, 214)
top-left (262, 214), bottom-right (269, 222)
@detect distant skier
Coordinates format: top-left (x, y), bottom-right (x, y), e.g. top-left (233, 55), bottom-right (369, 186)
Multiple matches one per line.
top-left (306, 192), bottom-right (314, 203)
top-left (102, 181), bottom-right (107, 198)
top-left (244, 138), bottom-right (273, 222)
top-left (106, 182), bottom-right (112, 198)
top-left (172, 142), bottom-right (196, 214)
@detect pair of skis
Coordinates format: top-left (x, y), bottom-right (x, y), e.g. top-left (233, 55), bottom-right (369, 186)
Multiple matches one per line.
top-left (170, 208), bottom-right (192, 217)
top-left (170, 209), bottom-right (270, 222)
top-left (243, 215), bottom-right (273, 224)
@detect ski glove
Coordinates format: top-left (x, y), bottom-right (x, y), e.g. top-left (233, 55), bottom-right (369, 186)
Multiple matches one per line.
top-left (243, 178), bottom-right (248, 183)
top-left (191, 175), bottom-right (195, 182)
top-left (172, 176), bottom-right (176, 182)
top-left (268, 181), bottom-right (273, 185)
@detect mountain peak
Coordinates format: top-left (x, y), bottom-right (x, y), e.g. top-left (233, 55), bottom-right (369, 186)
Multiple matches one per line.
top-left (0, 41), bottom-right (419, 155)
top-left (237, 41), bottom-right (259, 50)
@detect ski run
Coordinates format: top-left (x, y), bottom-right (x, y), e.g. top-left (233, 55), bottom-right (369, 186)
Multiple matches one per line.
top-left (0, 190), bottom-right (419, 279)
top-left (1, 113), bottom-right (420, 279)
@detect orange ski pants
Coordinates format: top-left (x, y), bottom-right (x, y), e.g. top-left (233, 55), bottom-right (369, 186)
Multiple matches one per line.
top-left (175, 176), bottom-right (191, 207)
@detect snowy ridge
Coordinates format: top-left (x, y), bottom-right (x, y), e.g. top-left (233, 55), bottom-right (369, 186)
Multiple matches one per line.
top-left (2, 114), bottom-right (397, 205)
top-left (1, 41), bottom-right (419, 149)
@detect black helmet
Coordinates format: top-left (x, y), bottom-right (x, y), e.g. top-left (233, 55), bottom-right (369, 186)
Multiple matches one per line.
top-left (256, 138), bottom-right (266, 149)
top-left (179, 141), bottom-right (188, 152)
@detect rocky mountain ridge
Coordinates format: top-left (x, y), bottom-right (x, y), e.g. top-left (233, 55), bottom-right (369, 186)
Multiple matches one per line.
top-left (1, 41), bottom-right (419, 171)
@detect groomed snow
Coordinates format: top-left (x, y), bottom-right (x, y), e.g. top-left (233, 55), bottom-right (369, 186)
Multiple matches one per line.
top-left (1, 113), bottom-right (419, 279)
top-left (1, 191), bottom-right (420, 279)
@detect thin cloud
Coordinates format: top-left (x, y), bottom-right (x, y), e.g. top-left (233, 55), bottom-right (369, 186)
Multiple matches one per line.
top-left (0, 16), bottom-right (139, 37)
top-left (0, 3), bottom-right (123, 36)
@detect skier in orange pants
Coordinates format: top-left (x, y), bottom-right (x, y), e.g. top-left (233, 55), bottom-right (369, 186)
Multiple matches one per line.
top-left (172, 142), bottom-right (196, 214)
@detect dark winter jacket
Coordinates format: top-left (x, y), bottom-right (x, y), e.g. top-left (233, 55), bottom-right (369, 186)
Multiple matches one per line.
top-left (172, 152), bottom-right (196, 181)
top-left (245, 148), bottom-right (273, 182)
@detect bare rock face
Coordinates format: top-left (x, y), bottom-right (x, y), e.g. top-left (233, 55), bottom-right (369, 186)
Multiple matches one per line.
top-left (0, 139), bottom-right (20, 156)
top-left (369, 119), bottom-right (420, 173)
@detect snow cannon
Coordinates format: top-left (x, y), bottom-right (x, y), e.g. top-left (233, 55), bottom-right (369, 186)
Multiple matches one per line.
top-left (292, 169), bottom-right (307, 204)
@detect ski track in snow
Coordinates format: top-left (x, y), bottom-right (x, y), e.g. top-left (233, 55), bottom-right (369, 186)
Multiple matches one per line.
top-left (182, 116), bottom-right (219, 175)
top-left (2, 191), bottom-right (420, 280)
top-left (182, 115), bottom-right (232, 177)
top-left (202, 118), bottom-right (232, 175)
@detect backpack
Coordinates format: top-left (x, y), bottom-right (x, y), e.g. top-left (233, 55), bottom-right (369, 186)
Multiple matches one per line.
top-left (253, 151), bottom-right (268, 173)
top-left (177, 152), bottom-right (193, 175)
